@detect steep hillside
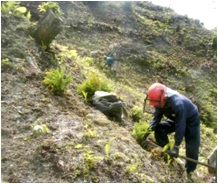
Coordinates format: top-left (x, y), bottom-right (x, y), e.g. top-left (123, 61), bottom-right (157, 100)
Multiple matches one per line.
top-left (1, 1), bottom-right (217, 183)
top-left (56, 1), bottom-right (217, 128)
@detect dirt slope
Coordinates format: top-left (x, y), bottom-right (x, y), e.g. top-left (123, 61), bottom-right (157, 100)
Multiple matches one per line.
top-left (1, 1), bottom-right (216, 183)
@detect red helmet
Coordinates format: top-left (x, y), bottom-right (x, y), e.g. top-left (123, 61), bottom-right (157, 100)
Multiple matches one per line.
top-left (147, 83), bottom-right (166, 106)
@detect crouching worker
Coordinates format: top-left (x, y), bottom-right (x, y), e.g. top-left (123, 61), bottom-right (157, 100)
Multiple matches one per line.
top-left (143, 83), bottom-right (200, 179)
top-left (105, 56), bottom-right (114, 69)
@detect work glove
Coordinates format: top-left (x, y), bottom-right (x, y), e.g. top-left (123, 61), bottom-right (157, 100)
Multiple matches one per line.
top-left (169, 146), bottom-right (179, 158)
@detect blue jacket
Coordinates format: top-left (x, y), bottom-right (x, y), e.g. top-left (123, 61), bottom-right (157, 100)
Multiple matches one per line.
top-left (150, 89), bottom-right (199, 146)
top-left (106, 57), bottom-right (114, 65)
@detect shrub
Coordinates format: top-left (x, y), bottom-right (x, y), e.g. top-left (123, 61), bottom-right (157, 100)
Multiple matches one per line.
top-left (43, 67), bottom-right (72, 95)
top-left (2, 1), bottom-right (26, 14)
top-left (78, 74), bottom-right (112, 101)
top-left (1, 1), bottom-right (30, 19)
top-left (132, 121), bottom-right (150, 144)
top-left (38, 2), bottom-right (61, 16)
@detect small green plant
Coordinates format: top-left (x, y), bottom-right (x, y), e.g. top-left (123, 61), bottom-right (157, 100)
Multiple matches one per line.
top-left (75, 144), bottom-right (83, 149)
top-left (26, 11), bottom-right (31, 20)
top-left (1, 1), bottom-right (16, 13)
top-left (114, 152), bottom-right (129, 161)
top-left (77, 74), bottom-right (112, 101)
top-left (127, 161), bottom-right (139, 173)
top-left (83, 57), bottom-right (94, 66)
top-left (162, 141), bottom-right (174, 165)
top-left (57, 49), bottom-right (78, 64)
top-left (132, 121), bottom-right (150, 144)
top-left (1, 1), bottom-right (31, 20)
top-left (43, 67), bottom-right (72, 95)
top-left (38, 2), bottom-right (61, 16)
top-left (83, 147), bottom-right (102, 169)
top-left (2, 1), bottom-right (25, 14)
top-left (32, 118), bottom-right (51, 137)
top-left (105, 139), bottom-right (112, 158)
top-left (2, 58), bottom-right (10, 66)
top-left (84, 129), bottom-right (98, 138)
top-left (41, 42), bottom-right (48, 51)
top-left (65, 141), bottom-right (74, 148)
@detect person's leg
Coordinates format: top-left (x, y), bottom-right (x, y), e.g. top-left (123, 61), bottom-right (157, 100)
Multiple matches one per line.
top-left (155, 119), bottom-right (175, 147)
top-left (185, 116), bottom-right (200, 174)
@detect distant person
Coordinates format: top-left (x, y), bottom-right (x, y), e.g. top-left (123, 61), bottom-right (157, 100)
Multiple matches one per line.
top-left (143, 82), bottom-right (200, 181)
top-left (105, 56), bottom-right (114, 69)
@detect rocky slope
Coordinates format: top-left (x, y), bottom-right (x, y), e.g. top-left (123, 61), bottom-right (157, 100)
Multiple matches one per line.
top-left (1, 1), bottom-right (217, 183)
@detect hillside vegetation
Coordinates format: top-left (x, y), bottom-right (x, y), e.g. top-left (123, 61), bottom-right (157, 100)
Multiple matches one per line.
top-left (1, 1), bottom-right (217, 183)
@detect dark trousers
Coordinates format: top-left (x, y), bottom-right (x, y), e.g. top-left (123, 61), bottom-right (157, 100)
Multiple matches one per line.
top-left (154, 115), bottom-right (200, 174)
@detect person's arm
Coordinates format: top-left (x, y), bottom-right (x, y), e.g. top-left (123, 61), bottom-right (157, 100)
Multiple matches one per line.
top-left (173, 102), bottom-right (186, 146)
top-left (169, 103), bottom-right (186, 158)
top-left (150, 108), bottom-right (163, 131)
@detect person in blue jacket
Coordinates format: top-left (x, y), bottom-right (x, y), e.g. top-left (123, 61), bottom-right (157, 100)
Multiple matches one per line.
top-left (144, 82), bottom-right (200, 179)
top-left (105, 56), bottom-right (114, 68)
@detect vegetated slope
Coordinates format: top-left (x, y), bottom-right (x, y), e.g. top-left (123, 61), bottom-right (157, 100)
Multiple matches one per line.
top-left (58, 1), bottom-right (217, 128)
top-left (1, 1), bottom-right (216, 183)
